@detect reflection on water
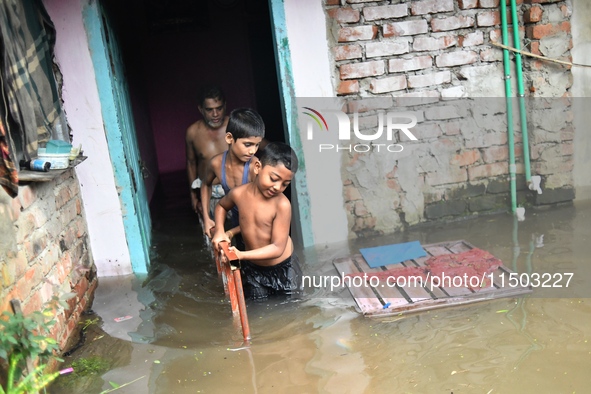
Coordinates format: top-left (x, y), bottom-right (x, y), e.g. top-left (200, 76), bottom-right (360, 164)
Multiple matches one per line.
top-left (53, 200), bottom-right (591, 393)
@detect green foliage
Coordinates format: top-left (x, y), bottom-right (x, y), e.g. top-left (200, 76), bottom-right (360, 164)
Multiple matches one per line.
top-left (70, 356), bottom-right (109, 376)
top-left (0, 293), bottom-right (74, 393)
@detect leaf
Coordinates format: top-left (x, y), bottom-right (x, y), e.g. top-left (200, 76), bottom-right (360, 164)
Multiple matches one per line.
top-left (109, 381), bottom-right (121, 389)
top-left (496, 309), bottom-right (509, 313)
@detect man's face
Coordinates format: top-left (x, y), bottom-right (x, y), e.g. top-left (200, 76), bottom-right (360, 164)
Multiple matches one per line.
top-left (199, 98), bottom-right (226, 129)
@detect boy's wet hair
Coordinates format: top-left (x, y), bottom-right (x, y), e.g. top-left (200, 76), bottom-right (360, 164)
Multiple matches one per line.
top-left (259, 142), bottom-right (298, 173)
top-left (199, 85), bottom-right (225, 107)
top-left (227, 108), bottom-right (265, 140)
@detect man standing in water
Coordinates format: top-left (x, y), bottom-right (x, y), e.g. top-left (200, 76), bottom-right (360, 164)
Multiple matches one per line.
top-left (186, 86), bottom-right (229, 214)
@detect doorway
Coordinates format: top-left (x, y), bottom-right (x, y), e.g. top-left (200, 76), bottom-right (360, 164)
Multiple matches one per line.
top-left (101, 0), bottom-right (285, 216)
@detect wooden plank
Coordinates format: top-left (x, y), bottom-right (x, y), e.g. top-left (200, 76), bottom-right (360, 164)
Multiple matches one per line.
top-left (334, 240), bottom-right (532, 318)
top-left (350, 255), bottom-right (414, 309)
top-left (333, 257), bottom-right (384, 314)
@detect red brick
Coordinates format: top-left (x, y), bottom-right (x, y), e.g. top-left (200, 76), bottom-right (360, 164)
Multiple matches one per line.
top-left (388, 55), bottom-right (432, 73)
top-left (505, 0), bottom-right (523, 4)
top-left (407, 71), bottom-right (451, 88)
top-left (363, 4), bottom-right (407, 21)
top-left (436, 51), bottom-right (479, 67)
top-left (17, 185), bottom-right (36, 210)
top-left (384, 20), bottom-right (428, 37)
top-left (477, 11), bottom-right (501, 27)
top-left (481, 145), bottom-right (509, 163)
top-left (366, 41), bottom-right (409, 58)
top-left (346, 0), bottom-right (375, 3)
top-left (526, 22), bottom-right (571, 40)
top-left (411, 0), bottom-right (454, 15)
top-left (338, 80), bottom-right (359, 95)
top-left (524, 6), bottom-right (543, 23)
top-left (468, 162), bottom-right (509, 180)
top-left (369, 75), bottom-right (407, 94)
top-left (489, 27), bottom-right (525, 45)
top-left (327, 7), bottom-right (360, 23)
top-left (459, 0), bottom-right (478, 9)
top-left (451, 150), bottom-right (481, 166)
top-left (334, 45), bottom-right (362, 61)
top-left (340, 61), bottom-right (384, 79)
top-left (431, 16), bottom-right (475, 32)
top-left (526, 0), bottom-right (560, 3)
top-left (338, 25), bottom-right (378, 42)
top-left (459, 31), bottom-right (484, 47)
top-left (529, 41), bottom-right (541, 55)
top-left (479, 0), bottom-right (500, 8)
top-left (413, 36), bottom-right (457, 51)
top-left (561, 143), bottom-right (574, 156)
top-left (325, 0), bottom-right (340, 5)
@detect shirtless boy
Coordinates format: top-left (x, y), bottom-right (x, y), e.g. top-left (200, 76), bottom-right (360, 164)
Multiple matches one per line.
top-left (200, 108), bottom-right (264, 238)
top-left (186, 86), bottom-right (229, 213)
top-left (212, 142), bottom-right (302, 299)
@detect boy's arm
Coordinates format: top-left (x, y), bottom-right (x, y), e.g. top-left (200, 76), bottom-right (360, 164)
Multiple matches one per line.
top-left (233, 199), bottom-right (291, 261)
top-left (211, 192), bottom-right (236, 252)
top-left (200, 158), bottom-right (219, 238)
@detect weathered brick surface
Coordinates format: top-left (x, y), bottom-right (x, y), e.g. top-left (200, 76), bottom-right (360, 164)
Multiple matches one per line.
top-left (526, 22), bottom-right (571, 40)
top-left (459, 0), bottom-right (478, 9)
top-left (1, 167), bottom-right (96, 361)
top-left (459, 31), bottom-right (484, 47)
top-left (340, 61), bottom-right (385, 79)
top-left (384, 20), bottom-right (429, 37)
top-left (363, 4), bottom-right (408, 21)
top-left (338, 25), bottom-right (378, 42)
top-left (324, 0), bottom-right (574, 234)
top-left (524, 5), bottom-right (543, 23)
top-left (338, 80), bottom-right (360, 95)
top-left (334, 45), bottom-right (362, 60)
top-left (388, 55), bottom-right (432, 72)
top-left (410, 0), bottom-right (454, 15)
top-left (431, 15), bottom-right (475, 32)
top-left (327, 7), bottom-right (360, 23)
top-left (436, 50), bottom-right (479, 67)
top-left (413, 36), bottom-right (457, 51)
top-left (366, 40), bottom-right (409, 58)
top-left (369, 75), bottom-right (407, 93)
top-left (407, 71), bottom-right (451, 88)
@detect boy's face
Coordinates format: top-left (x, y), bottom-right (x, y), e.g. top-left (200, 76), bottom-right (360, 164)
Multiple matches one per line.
top-left (254, 161), bottom-right (293, 198)
top-left (225, 135), bottom-right (262, 163)
top-left (199, 98), bottom-right (226, 129)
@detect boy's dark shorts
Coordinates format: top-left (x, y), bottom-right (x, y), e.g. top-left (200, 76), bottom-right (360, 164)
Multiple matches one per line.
top-left (240, 254), bottom-right (303, 300)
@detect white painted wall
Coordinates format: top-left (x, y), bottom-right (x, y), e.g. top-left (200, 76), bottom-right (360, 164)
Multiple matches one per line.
top-left (284, 0), bottom-right (349, 243)
top-left (43, 0), bottom-right (132, 276)
top-left (571, 0), bottom-right (591, 200)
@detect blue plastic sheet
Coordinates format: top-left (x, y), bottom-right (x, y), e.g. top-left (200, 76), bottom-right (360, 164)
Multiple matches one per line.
top-left (360, 241), bottom-right (427, 268)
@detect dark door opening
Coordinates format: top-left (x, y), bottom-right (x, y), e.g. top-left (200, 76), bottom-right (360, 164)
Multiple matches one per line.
top-left (101, 0), bottom-right (285, 217)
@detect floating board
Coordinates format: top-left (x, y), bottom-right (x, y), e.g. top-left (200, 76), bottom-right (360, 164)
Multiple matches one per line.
top-left (333, 240), bottom-right (532, 317)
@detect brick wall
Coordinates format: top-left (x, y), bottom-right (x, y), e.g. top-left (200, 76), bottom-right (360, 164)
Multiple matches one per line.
top-left (0, 168), bottom-right (97, 354)
top-left (325, 0), bottom-right (574, 237)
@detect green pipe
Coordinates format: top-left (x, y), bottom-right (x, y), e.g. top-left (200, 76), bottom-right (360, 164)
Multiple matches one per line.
top-left (500, 0), bottom-right (518, 214)
top-left (510, 0), bottom-right (532, 184)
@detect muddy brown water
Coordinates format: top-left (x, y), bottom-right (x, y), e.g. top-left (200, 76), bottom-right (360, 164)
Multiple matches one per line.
top-left (50, 199), bottom-right (591, 393)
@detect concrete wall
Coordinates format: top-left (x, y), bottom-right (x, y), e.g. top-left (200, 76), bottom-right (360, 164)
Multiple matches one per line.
top-left (44, 0), bottom-right (133, 276)
top-left (301, 0), bottom-right (577, 238)
top-left (571, 0), bottom-right (591, 200)
top-left (0, 170), bottom-right (97, 351)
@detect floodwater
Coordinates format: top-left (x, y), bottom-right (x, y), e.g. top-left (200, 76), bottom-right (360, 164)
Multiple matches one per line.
top-left (50, 191), bottom-right (591, 393)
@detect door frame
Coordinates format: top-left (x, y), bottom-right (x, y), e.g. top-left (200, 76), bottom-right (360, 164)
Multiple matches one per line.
top-left (82, 1), bottom-right (151, 273)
